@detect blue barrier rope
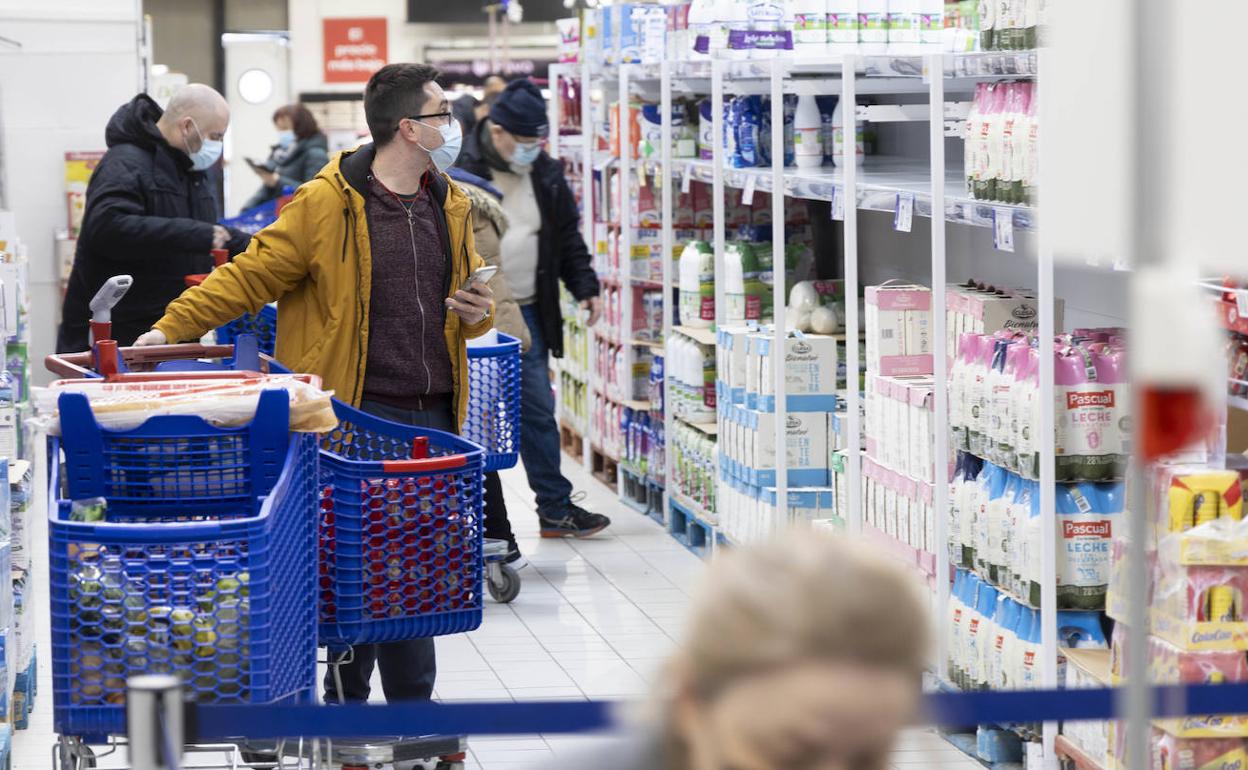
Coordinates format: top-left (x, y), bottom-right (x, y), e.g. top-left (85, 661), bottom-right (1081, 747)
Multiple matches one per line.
top-left (186, 683), bottom-right (1248, 741)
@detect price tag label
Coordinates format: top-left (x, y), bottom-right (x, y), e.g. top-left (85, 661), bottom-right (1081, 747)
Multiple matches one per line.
top-left (681, 163), bottom-right (693, 194)
top-left (993, 207), bottom-right (1015, 252)
top-left (742, 173), bottom-right (757, 206)
top-left (893, 192), bottom-right (914, 233)
top-left (1237, 290), bottom-right (1248, 320)
top-left (831, 186), bottom-right (846, 221)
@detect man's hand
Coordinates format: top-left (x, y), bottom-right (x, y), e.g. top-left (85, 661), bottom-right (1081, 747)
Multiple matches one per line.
top-left (259, 170), bottom-right (280, 187)
top-left (581, 296), bottom-right (602, 326)
top-left (446, 281), bottom-right (494, 325)
top-left (134, 329), bottom-right (167, 347)
top-left (212, 225), bottom-right (230, 250)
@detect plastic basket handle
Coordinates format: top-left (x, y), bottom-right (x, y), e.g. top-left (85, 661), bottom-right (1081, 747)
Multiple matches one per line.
top-left (382, 455), bottom-right (469, 473)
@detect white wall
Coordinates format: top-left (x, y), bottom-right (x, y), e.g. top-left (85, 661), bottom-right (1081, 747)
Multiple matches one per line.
top-left (287, 0), bottom-right (556, 95)
top-left (0, 1), bottom-right (143, 384)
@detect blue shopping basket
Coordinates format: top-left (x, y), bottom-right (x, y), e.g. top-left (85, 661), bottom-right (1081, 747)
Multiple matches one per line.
top-left (464, 333), bottom-right (522, 472)
top-left (317, 400), bottom-right (485, 648)
top-left (47, 389), bottom-right (318, 738)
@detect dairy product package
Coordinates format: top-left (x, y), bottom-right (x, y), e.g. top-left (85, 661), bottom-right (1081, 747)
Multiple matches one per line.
top-left (756, 332), bottom-right (839, 412)
top-left (743, 409), bottom-right (830, 487)
top-left (1148, 731), bottom-right (1247, 770)
top-left (1054, 481), bottom-right (1122, 610)
top-left (1053, 343), bottom-right (1129, 482)
top-left (865, 282), bottom-right (933, 375)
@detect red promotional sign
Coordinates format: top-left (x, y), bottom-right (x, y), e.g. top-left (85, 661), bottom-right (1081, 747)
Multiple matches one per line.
top-left (323, 18), bottom-right (388, 83)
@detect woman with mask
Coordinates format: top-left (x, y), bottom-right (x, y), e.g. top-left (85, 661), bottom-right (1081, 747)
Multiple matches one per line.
top-left (242, 103), bottom-right (330, 210)
top-left (537, 531), bottom-right (929, 770)
top-left (457, 78), bottom-right (610, 540)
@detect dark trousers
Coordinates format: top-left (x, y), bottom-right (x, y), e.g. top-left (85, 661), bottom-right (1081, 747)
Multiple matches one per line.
top-left (483, 471), bottom-right (515, 545)
top-left (518, 304), bottom-right (574, 514)
top-left (322, 397), bottom-right (452, 703)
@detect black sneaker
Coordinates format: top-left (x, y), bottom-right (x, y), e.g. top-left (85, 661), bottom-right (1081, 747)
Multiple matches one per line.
top-left (539, 500), bottom-right (611, 539)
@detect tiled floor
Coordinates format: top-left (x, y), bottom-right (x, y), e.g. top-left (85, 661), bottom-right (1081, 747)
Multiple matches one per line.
top-left (13, 451), bottom-right (980, 769)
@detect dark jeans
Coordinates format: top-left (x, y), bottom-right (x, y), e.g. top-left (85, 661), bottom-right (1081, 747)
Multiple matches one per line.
top-left (322, 397), bottom-right (451, 704)
top-left (483, 471), bottom-right (515, 546)
top-left (519, 304), bottom-right (574, 515)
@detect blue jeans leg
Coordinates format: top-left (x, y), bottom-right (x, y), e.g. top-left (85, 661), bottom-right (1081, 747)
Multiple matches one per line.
top-left (320, 398), bottom-right (453, 703)
top-left (519, 305), bottom-right (573, 515)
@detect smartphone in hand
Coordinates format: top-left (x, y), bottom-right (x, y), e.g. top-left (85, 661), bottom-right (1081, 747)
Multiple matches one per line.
top-left (460, 265), bottom-right (499, 292)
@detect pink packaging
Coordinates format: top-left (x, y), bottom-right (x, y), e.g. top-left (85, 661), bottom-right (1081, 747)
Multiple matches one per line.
top-left (1054, 343), bottom-right (1129, 482)
top-left (865, 284), bottom-right (934, 376)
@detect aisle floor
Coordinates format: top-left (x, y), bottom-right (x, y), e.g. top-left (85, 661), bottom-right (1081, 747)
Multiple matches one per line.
top-left (14, 451), bottom-right (980, 769)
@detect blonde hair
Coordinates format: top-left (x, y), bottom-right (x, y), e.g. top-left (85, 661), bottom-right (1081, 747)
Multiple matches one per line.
top-left (658, 531), bottom-right (930, 768)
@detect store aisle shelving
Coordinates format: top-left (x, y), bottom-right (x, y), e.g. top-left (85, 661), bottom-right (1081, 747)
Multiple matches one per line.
top-left (14, 451), bottom-right (978, 769)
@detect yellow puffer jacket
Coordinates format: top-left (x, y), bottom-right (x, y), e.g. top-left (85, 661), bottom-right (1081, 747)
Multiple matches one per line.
top-left (153, 144), bottom-right (493, 428)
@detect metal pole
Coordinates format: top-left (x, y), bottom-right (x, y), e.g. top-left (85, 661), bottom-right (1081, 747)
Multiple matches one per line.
top-left (928, 52), bottom-right (949, 673)
top-left (126, 675), bottom-right (184, 770)
top-left (842, 54), bottom-right (862, 535)
top-left (660, 58), bottom-right (674, 527)
top-left (581, 58), bottom-right (595, 470)
top-left (488, 6), bottom-right (499, 75)
top-left (1125, 0), bottom-right (1169, 761)
top-left (711, 59), bottom-right (726, 330)
top-left (771, 60), bottom-right (788, 531)
top-left (619, 62), bottom-right (633, 498)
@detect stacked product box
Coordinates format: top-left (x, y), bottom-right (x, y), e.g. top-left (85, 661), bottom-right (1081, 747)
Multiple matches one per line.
top-left (1104, 467), bottom-right (1248, 768)
top-left (715, 326), bottom-right (839, 544)
top-left (861, 456), bottom-right (935, 557)
top-left (945, 280), bottom-right (1062, 364)
top-left (1061, 648), bottom-right (1111, 765)
top-left (862, 283), bottom-right (936, 560)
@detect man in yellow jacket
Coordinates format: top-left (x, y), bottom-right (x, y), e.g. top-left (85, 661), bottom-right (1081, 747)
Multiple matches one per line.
top-left (137, 63), bottom-right (494, 705)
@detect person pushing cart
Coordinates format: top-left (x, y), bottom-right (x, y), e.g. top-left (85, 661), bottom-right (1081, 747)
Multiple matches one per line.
top-left (134, 62), bottom-right (495, 707)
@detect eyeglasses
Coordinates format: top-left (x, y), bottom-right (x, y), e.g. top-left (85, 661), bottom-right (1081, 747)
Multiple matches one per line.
top-left (401, 111), bottom-right (453, 130)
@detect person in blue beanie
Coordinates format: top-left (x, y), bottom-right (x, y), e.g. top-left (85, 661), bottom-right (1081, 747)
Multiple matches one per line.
top-left (458, 78), bottom-right (610, 539)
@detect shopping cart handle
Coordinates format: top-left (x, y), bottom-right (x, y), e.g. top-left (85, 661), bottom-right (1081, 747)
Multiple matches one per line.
top-left (382, 455), bottom-right (469, 472)
top-left (47, 343), bottom-right (255, 379)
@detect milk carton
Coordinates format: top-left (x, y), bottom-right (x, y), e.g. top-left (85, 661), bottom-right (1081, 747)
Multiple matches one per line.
top-left (757, 332), bottom-right (839, 412)
top-left (907, 378), bottom-right (935, 482)
top-left (744, 331), bottom-right (770, 408)
top-left (864, 283), bottom-right (933, 375)
top-left (746, 409), bottom-right (831, 487)
top-left (1055, 481), bottom-right (1122, 610)
top-left (1054, 344), bottom-right (1129, 482)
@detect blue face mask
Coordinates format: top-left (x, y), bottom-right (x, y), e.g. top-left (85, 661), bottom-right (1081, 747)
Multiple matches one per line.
top-left (187, 118), bottom-right (223, 171)
top-left (417, 119), bottom-right (463, 173)
top-left (276, 129), bottom-right (296, 147)
top-left (511, 141), bottom-right (542, 168)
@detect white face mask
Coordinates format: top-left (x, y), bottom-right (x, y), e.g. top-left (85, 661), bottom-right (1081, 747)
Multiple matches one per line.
top-left (187, 118), bottom-right (223, 171)
top-left (417, 119), bottom-right (463, 173)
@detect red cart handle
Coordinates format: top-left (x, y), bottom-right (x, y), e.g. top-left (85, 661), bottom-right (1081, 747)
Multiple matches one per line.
top-left (47, 343), bottom-right (256, 379)
top-left (382, 455), bottom-right (468, 473)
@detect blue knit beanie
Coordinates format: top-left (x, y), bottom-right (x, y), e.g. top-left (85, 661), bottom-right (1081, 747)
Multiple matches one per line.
top-left (489, 79), bottom-right (549, 138)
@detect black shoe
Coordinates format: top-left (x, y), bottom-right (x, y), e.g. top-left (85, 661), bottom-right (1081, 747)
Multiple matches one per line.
top-left (539, 500), bottom-right (611, 539)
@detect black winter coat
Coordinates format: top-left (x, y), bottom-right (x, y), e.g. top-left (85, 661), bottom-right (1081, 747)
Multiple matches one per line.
top-left (58, 94), bottom-right (251, 353)
top-left (457, 120), bottom-right (599, 358)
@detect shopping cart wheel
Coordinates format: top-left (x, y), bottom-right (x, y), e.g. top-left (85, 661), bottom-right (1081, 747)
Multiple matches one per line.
top-left (487, 562), bottom-right (521, 603)
top-left (57, 738), bottom-right (96, 769)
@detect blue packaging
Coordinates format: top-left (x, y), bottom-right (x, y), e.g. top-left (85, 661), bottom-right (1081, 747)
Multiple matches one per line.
top-left (1055, 481), bottom-right (1123, 610)
top-left (815, 95), bottom-right (838, 164)
top-left (731, 97), bottom-right (760, 168)
top-left (758, 95), bottom-right (796, 168)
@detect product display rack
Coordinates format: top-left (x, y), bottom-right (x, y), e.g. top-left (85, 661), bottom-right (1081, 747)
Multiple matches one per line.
top-left (555, 29), bottom-right (1107, 762)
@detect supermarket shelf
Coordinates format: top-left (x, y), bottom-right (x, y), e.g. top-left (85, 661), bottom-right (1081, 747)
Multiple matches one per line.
top-left (673, 324), bottom-right (717, 346)
top-left (593, 384), bottom-right (653, 413)
top-left (1230, 394), bottom-right (1248, 412)
top-left (671, 488), bottom-right (719, 528)
top-left (599, 274), bottom-right (663, 290)
top-left (630, 337), bottom-right (664, 350)
top-left (592, 442), bottom-right (621, 464)
top-left (601, 50), bottom-right (1037, 85)
top-left (676, 413), bottom-right (718, 436)
top-left (659, 157), bottom-right (1036, 231)
top-left (1054, 736), bottom-right (1107, 770)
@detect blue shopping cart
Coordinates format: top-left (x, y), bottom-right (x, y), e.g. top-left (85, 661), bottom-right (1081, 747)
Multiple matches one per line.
top-left (43, 353), bottom-right (319, 766)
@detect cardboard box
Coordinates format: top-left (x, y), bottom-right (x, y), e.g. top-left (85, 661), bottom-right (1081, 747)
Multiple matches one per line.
top-left (746, 409), bottom-right (830, 487)
top-left (757, 332), bottom-right (839, 412)
top-left (865, 283), bottom-right (933, 375)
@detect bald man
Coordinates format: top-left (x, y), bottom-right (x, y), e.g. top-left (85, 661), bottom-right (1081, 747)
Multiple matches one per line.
top-left (58, 84), bottom-right (252, 352)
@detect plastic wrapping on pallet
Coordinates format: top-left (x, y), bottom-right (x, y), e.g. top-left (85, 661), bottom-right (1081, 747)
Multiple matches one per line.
top-left (35, 374), bottom-right (337, 433)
